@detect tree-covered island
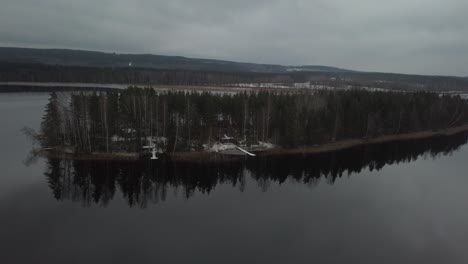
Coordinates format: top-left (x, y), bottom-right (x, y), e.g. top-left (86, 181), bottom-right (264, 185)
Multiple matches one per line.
top-left (33, 87), bottom-right (468, 161)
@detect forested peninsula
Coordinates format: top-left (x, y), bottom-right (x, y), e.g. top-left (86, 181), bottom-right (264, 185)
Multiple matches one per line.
top-left (34, 88), bottom-right (468, 161)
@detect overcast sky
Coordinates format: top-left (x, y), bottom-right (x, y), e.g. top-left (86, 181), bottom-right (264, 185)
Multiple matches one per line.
top-left (1, 0), bottom-right (467, 76)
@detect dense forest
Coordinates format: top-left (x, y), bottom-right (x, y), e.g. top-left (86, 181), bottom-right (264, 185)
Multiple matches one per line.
top-left (0, 47), bottom-right (289, 72)
top-left (2, 62), bottom-right (468, 92)
top-left (0, 84), bottom-right (118, 93)
top-left (0, 63), bottom-right (292, 86)
top-left (38, 87), bottom-right (468, 155)
top-left (43, 132), bottom-right (468, 207)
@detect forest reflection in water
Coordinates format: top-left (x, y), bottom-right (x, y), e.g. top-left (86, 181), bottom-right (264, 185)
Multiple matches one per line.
top-left (44, 132), bottom-right (468, 208)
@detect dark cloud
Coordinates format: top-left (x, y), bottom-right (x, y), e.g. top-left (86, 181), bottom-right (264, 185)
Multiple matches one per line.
top-left (1, 0), bottom-right (467, 75)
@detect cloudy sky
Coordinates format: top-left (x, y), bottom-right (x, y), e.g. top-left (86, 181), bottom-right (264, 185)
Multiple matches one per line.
top-left (1, 0), bottom-right (467, 75)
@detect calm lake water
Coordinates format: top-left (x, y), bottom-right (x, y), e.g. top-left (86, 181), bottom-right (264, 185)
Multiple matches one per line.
top-left (2, 93), bottom-right (468, 264)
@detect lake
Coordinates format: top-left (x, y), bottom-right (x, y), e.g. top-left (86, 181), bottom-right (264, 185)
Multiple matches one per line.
top-left (2, 93), bottom-right (468, 264)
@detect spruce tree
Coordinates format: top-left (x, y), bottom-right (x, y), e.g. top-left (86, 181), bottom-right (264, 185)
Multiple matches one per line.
top-left (40, 92), bottom-right (62, 148)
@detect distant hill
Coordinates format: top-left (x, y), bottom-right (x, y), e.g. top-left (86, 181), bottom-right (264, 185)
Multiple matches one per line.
top-left (1, 47), bottom-right (468, 92)
top-left (0, 47), bottom-right (351, 73)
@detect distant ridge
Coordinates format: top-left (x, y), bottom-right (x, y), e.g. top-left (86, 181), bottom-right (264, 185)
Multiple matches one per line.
top-left (0, 47), bottom-right (352, 73)
top-left (2, 47), bottom-right (468, 93)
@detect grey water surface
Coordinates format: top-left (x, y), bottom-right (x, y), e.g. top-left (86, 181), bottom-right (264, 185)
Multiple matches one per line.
top-left (1, 93), bottom-right (468, 264)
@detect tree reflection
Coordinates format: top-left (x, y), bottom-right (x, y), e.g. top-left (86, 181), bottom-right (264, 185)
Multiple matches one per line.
top-left (44, 133), bottom-right (468, 207)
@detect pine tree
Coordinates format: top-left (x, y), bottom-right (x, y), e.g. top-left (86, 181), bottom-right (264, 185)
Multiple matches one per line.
top-left (40, 92), bottom-right (62, 148)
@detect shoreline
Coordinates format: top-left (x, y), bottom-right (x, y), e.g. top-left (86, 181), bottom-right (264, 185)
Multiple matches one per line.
top-left (40, 124), bottom-right (468, 162)
top-left (262, 124), bottom-right (468, 156)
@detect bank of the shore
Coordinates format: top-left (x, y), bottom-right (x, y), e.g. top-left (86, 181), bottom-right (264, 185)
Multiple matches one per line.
top-left (263, 124), bottom-right (468, 156)
top-left (40, 124), bottom-right (468, 162)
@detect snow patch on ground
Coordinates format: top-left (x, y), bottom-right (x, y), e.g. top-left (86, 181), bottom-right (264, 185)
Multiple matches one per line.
top-left (207, 142), bottom-right (237, 152)
top-left (204, 141), bottom-right (275, 152)
top-left (258, 141), bottom-right (274, 149)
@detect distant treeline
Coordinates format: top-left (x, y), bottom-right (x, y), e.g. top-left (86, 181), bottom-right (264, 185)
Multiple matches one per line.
top-left (0, 63), bottom-right (292, 86)
top-left (0, 85), bottom-right (119, 93)
top-left (0, 47), bottom-right (287, 72)
top-left (43, 132), bottom-right (468, 207)
top-left (2, 62), bottom-right (468, 92)
top-left (38, 87), bottom-right (468, 153)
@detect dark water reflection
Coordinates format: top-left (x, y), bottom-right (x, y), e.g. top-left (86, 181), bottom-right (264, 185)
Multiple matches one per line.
top-left (45, 132), bottom-right (468, 208)
top-left (4, 93), bottom-right (468, 264)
